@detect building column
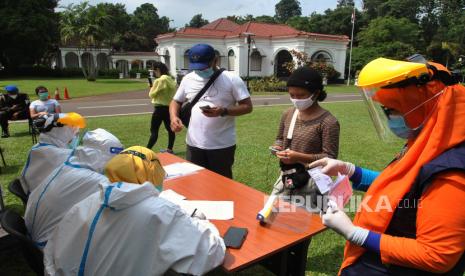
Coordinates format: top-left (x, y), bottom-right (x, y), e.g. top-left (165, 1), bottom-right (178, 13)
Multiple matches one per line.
top-left (93, 53), bottom-right (98, 69)
top-left (78, 53), bottom-right (82, 68)
top-left (128, 60), bottom-right (132, 71)
top-left (61, 51), bottom-right (67, 69)
top-left (173, 45), bottom-right (181, 76)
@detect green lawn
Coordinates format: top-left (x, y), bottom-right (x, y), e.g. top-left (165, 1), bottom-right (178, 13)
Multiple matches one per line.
top-left (0, 101), bottom-right (403, 275)
top-left (0, 78), bottom-right (147, 99)
top-left (252, 84), bottom-right (359, 96)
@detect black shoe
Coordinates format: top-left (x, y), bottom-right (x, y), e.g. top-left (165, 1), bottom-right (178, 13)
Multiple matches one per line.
top-left (1, 132), bottom-right (9, 138)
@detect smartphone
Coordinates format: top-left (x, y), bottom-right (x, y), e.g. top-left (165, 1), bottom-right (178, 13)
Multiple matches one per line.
top-left (223, 227), bottom-right (248, 249)
top-left (269, 146), bottom-right (279, 155)
top-left (148, 77), bottom-right (153, 87)
top-left (199, 105), bottom-right (212, 111)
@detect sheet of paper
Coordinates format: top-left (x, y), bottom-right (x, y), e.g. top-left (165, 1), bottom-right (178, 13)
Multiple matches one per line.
top-left (329, 174), bottom-right (353, 209)
top-left (159, 189), bottom-right (186, 203)
top-left (308, 167), bottom-right (334, 194)
top-left (163, 162), bottom-right (204, 180)
top-left (178, 200), bottom-right (234, 220)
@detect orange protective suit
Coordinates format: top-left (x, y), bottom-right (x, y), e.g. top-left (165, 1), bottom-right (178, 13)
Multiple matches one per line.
top-left (341, 81), bottom-right (465, 274)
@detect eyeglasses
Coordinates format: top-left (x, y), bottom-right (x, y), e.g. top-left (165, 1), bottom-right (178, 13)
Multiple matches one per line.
top-left (120, 150), bottom-right (156, 161)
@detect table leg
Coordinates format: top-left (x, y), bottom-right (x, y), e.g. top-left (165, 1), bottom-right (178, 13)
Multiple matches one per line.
top-left (260, 237), bottom-right (312, 276)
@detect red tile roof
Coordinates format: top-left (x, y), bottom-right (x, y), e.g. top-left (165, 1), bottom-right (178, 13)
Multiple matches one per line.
top-left (156, 18), bottom-right (349, 42)
top-left (201, 18), bottom-right (239, 31)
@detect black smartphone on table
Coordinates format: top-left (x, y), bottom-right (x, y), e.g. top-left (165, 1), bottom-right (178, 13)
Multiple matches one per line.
top-left (148, 77), bottom-right (153, 87)
top-left (223, 226), bottom-right (248, 249)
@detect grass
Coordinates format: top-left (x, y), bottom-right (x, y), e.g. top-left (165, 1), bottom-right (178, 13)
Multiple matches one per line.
top-left (0, 78), bottom-right (147, 99)
top-left (252, 84), bottom-right (359, 96)
top-left (0, 101), bottom-right (403, 275)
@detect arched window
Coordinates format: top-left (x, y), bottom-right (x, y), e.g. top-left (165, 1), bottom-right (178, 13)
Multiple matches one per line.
top-left (183, 49), bottom-right (190, 69)
top-left (65, 52), bottom-right (79, 68)
top-left (228, 50), bottom-right (235, 71)
top-left (96, 53), bottom-right (108, 70)
top-left (311, 51), bottom-right (333, 63)
top-left (250, 50), bottom-right (262, 71)
top-left (164, 50), bottom-right (170, 70)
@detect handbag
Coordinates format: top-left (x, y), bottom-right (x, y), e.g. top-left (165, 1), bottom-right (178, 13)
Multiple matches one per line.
top-left (280, 109), bottom-right (310, 190)
top-left (179, 68), bottom-right (225, 127)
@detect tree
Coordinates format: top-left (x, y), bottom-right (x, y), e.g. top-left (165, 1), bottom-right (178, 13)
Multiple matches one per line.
top-left (254, 15), bottom-right (277, 24)
top-left (287, 16), bottom-right (311, 32)
top-left (358, 16), bottom-right (420, 47)
top-left (283, 50), bottom-right (341, 81)
top-left (306, 7), bottom-right (366, 39)
top-left (130, 3), bottom-right (171, 51)
top-left (0, 0), bottom-right (59, 69)
top-left (60, 2), bottom-right (113, 80)
top-left (275, 0), bottom-right (302, 23)
top-left (363, 0), bottom-right (420, 23)
top-left (337, 0), bottom-right (355, 7)
top-left (226, 14), bottom-right (255, 24)
top-left (187, 14), bottom-right (209, 28)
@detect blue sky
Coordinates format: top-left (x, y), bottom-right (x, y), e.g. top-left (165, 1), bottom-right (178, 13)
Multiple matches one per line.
top-left (58, 0), bottom-right (361, 28)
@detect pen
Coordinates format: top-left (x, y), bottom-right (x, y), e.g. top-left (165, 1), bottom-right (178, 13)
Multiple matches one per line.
top-left (191, 208), bottom-right (197, 217)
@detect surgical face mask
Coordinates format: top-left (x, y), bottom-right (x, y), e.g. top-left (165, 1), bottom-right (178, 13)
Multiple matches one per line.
top-left (8, 94), bottom-right (18, 99)
top-left (195, 67), bottom-right (214, 79)
top-left (387, 115), bottom-right (417, 139)
top-left (290, 96), bottom-right (314, 111)
top-left (38, 91), bottom-right (49, 101)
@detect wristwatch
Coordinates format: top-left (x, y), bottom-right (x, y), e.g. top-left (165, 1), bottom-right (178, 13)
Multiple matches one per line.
top-left (220, 107), bottom-right (229, 117)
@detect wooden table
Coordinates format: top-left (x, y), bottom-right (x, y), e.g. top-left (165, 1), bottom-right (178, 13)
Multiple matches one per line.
top-left (158, 153), bottom-right (327, 275)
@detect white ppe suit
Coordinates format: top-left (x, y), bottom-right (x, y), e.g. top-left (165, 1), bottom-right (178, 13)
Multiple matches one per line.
top-left (44, 182), bottom-right (226, 276)
top-left (24, 129), bottom-right (123, 249)
top-left (20, 126), bottom-right (77, 194)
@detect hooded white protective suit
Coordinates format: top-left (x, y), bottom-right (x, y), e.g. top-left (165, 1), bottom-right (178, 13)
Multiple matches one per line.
top-left (24, 129), bottom-right (123, 249)
top-left (44, 182), bottom-right (226, 276)
top-left (20, 126), bottom-right (77, 194)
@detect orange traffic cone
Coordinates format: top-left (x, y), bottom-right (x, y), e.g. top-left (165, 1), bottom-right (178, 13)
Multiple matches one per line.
top-left (54, 88), bottom-right (61, 100)
top-left (64, 87), bottom-right (71, 100)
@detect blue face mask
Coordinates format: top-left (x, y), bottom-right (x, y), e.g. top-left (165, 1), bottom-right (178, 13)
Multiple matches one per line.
top-left (38, 92), bottom-right (49, 101)
top-left (195, 68), bottom-right (214, 79)
top-left (387, 115), bottom-right (416, 139)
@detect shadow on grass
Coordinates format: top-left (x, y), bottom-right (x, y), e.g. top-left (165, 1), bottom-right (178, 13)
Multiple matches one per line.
top-left (306, 244), bottom-right (345, 275)
top-left (1, 165), bottom-right (21, 175)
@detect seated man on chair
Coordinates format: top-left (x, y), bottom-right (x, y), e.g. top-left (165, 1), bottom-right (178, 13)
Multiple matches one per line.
top-left (0, 85), bottom-right (30, 138)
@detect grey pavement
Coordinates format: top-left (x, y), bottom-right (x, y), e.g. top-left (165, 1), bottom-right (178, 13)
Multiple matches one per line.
top-left (59, 90), bottom-right (362, 118)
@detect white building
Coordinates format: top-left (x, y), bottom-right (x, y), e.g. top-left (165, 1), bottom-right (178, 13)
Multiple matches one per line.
top-left (57, 47), bottom-right (160, 77)
top-left (156, 18), bottom-right (349, 79)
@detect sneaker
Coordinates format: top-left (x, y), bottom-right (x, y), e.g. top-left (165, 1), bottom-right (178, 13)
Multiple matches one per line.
top-left (1, 131), bottom-right (9, 138)
top-left (160, 149), bottom-right (174, 154)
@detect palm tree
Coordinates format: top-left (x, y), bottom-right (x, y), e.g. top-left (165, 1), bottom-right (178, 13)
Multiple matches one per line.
top-left (60, 2), bottom-right (112, 81)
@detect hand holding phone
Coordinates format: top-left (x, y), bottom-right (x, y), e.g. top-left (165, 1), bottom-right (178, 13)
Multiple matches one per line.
top-left (224, 227), bottom-right (248, 249)
top-left (269, 146), bottom-right (280, 155)
top-left (200, 105), bottom-right (212, 111)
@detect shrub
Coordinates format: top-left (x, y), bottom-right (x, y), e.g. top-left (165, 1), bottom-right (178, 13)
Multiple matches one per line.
top-left (98, 69), bottom-right (120, 79)
top-left (249, 76), bottom-right (287, 93)
top-left (129, 68), bottom-right (149, 78)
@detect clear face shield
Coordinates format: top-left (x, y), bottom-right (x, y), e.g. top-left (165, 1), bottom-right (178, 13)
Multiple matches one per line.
top-left (360, 86), bottom-right (444, 141)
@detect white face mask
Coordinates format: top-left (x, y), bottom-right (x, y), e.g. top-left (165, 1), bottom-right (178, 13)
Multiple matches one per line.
top-left (290, 96), bottom-right (314, 110)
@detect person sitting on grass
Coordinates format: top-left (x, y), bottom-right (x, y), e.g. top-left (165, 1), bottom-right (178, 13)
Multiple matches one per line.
top-left (44, 146), bottom-right (226, 276)
top-left (0, 85), bottom-right (30, 138)
top-left (29, 86), bottom-right (61, 120)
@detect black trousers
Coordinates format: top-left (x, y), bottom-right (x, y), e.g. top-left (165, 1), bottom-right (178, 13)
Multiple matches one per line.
top-left (147, 106), bottom-right (175, 150)
top-left (186, 144), bottom-right (236, 179)
top-left (0, 109), bottom-right (28, 132)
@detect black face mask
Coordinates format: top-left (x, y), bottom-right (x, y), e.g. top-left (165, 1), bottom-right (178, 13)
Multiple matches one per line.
top-left (280, 162), bottom-right (310, 190)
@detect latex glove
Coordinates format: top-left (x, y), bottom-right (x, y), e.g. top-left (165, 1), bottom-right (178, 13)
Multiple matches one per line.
top-left (321, 200), bottom-right (355, 239)
top-left (309, 157), bottom-right (355, 177)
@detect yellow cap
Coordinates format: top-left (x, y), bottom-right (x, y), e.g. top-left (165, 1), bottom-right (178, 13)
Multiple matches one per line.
top-left (104, 146), bottom-right (165, 188)
top-left (358, 58), bottom-right (429, 89)
top-left (57, 112), bottom-right (86, 128)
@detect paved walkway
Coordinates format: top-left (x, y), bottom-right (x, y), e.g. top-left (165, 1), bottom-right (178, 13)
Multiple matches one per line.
top-left (59, 90), bottom-right (362, 118)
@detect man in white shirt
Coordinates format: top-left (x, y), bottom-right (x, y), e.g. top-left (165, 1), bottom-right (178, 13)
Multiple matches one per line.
top-left (170, 44), bottom-right (253, 178)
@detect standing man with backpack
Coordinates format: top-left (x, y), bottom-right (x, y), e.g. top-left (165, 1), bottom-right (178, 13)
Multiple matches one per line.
top-left (169, 44), bottom-right (253, 178)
